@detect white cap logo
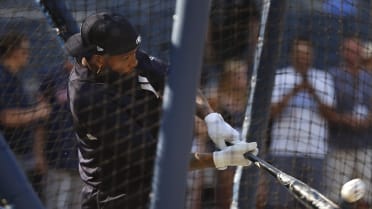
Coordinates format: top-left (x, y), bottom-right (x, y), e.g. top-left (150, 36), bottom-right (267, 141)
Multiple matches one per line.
top-left (86, 133), bottom-right (98, 140)
top-left (96, 45), bottom-right (104, 52)
top-left (136, 36), bottom-right (141, 45)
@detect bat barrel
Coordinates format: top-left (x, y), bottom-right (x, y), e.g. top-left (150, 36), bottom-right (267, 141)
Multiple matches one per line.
top-left (244, 153), bottom-right (342, 209)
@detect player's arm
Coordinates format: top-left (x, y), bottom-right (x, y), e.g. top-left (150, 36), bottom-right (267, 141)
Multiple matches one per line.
top-left (195, 89), bottom-right (242, 150)
top-left (195, 89), bottom-right (214, 119)
top-left (146, 53), bottom-right (244, 149)
top-left (189, 152), bottom-right (214, 170)
top-left (189, 142), bottom-right (258, 171)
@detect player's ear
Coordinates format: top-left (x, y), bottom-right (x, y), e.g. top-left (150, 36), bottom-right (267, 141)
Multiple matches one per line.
top-left (89, 54), bottom-right (106, 71)
top-left (91, 54), bottom-right (105, 65)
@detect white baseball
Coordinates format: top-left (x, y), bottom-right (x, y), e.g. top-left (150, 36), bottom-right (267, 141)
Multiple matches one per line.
top-left (340, 178), bottom-right (366, 203)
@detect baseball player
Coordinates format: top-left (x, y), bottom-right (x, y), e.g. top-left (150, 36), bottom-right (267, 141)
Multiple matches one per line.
top-left (65, 12), bottom-right (258, 209)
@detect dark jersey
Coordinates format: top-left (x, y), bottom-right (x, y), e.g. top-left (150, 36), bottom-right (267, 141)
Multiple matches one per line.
top-left (68, 50), bottom-right (167, 207)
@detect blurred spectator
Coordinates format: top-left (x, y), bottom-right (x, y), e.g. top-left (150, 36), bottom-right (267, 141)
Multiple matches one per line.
top-left (361, 41), bottom-right (372, 72)
top-left (262, 36), bottom-right (335, 209)
top-left (189, 59), bottom-right (249, 209)
top-left (200, 3), bottom-right (260, 205)
top-left (200, 59), bottom-right (249, 209)
top-left (216, 60), bottom-right (249, 130)
top-left (0, 32), bottom-right (50, 201)
top-left (38, 60), bottom-right (83, 209)
top-left (319, 37), bottom-right (372, 209)
top-left (202, 0), bottom-right (259, 90)
top-left (215, 59), bottom-right (249, 209)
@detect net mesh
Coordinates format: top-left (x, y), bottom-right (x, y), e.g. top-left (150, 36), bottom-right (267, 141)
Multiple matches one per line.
top-left (0, 1), bottom-right (371, 209)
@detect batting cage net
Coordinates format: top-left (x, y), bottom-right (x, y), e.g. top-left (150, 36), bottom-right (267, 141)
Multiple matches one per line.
top-left (0, 1), bottom-right (371, 209)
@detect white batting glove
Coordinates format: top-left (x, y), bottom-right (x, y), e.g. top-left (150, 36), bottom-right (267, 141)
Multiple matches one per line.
top-left (204, 113), bottom-right (240, 149)
top-left (213, 142), bottom-right (258, 169)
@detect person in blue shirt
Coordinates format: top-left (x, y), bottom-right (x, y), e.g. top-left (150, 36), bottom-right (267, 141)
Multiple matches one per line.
top-left (319, 37), bottom-right (372, 209)
top-left (0, 32), bottom-right (50, 201)
top-left (65, 12), bottom-right (258, 209)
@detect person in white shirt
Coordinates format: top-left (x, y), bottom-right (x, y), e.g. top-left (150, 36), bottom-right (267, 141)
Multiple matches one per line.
top-left (262, 36), bottom-right (335, 209)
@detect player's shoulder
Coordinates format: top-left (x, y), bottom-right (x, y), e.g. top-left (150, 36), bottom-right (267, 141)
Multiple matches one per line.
top-left (69, 64), bottom-right (104, 97)
top-left (136, 50), bottom-right (168, 76)
top-left (69, 62), bottom-right (90, 83)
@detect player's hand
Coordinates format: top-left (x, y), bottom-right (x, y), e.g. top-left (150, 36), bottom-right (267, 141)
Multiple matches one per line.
top-left (204, 113), bottom-right (240, 149)
top-left (213, 141), bottom-right (258, 169)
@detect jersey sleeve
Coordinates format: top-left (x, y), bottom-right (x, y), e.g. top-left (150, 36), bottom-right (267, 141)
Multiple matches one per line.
top-left (136, 50), bottom-right (168, 92)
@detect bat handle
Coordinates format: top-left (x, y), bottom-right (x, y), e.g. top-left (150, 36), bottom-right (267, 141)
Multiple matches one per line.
top-left (243, 152), bottom-right (283, 177)
top-left (244, 152), bottom-right (260, 163)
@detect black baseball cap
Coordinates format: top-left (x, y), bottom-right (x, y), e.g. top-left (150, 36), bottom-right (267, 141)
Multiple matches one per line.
top-left (65, 12), bottom-right (141, 57)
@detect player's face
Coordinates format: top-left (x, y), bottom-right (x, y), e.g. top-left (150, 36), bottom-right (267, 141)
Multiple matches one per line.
top-left (105, 49), bottom-right (138, 74)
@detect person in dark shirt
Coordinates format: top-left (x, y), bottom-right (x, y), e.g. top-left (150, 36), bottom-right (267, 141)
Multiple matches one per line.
top-left (0, 32), bottom-right (50, 201)
top-left (65, 12), bottom-right (258, 209)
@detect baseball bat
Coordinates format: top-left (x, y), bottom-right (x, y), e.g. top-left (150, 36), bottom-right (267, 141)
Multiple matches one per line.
top-left (244, 153), bottom-right (341, 209)
top-left (36, 0), bottom-right (79, 43)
